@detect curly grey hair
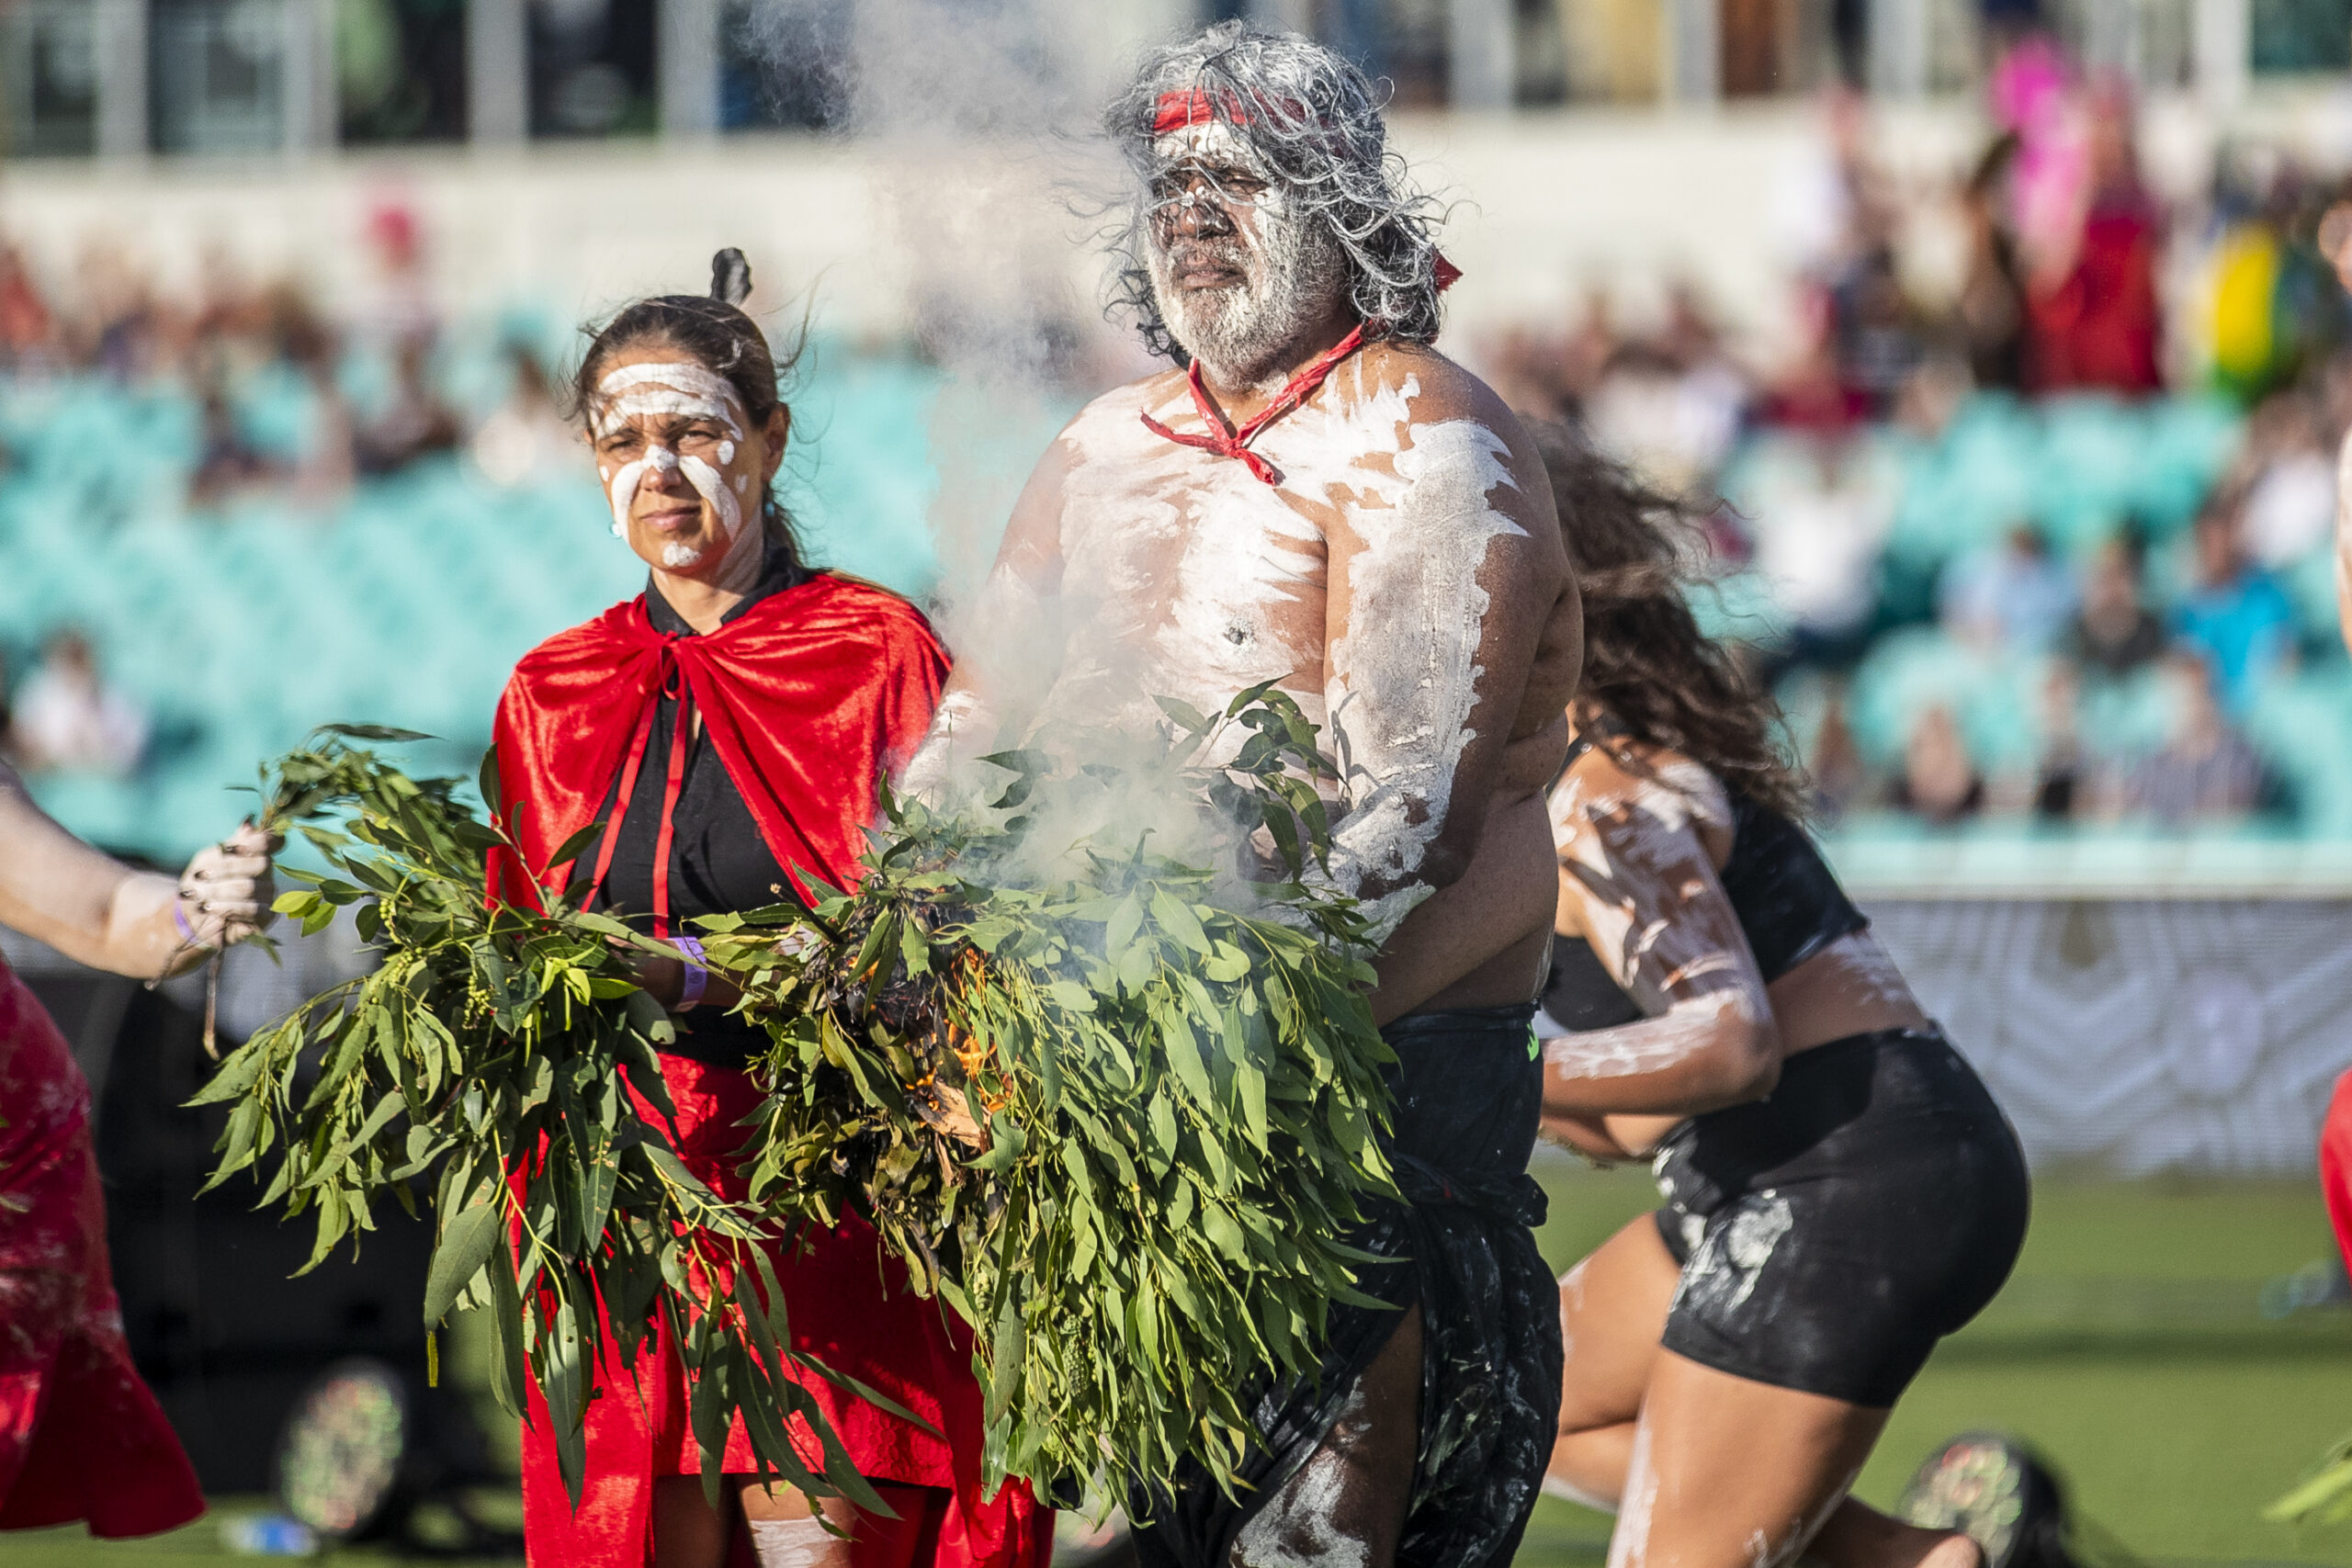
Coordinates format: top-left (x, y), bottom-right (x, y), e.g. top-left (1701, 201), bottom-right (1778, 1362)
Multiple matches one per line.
top-left (1103, 21), bottom-right (1448, 362)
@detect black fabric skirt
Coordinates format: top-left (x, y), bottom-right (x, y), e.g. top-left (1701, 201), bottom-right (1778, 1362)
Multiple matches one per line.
top-left (1130, 1004), bottom-right (1564, 1568)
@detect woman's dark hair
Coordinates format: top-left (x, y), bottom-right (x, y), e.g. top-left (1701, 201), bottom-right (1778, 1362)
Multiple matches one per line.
top-left (1534, 420), bottom-right (1810, 819)
top-left (573, 248), bottom-right (805, 562)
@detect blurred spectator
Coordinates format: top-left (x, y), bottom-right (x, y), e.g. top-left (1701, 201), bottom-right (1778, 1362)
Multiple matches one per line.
top-left (1830, 246), bottom-right (1925, 416)
top-left (2235, 393), bottom-right (2337, 568)
top-left (2173, 504), bottom-right (2295, 711)
top-left (2060, 533), bottom-right (2167, 676)
top-left (2034, 660), bottom-right (2087, 819)
top-left (0, 246), bottom-right (55, 367)
top-left (1957, 133), bottom-right (2030, 392)
top-left (470, 344), bottom-right (578, 490)
top-left (1891, 704), bottom-right (1985, 824)
top-left (356, 338), bottom-right (462, 476)
top-left (1940, 523), bottom-right (2077, 650)
top-left (10, 630), bottom-right (148, 776)
top-left (2124, 653), bottom-right (2272, 823)
top-left (361, 201), bottom-right (438, 353)
top-left (1734, 432), bottom-right (1900, 671)
top-left (188, 382), bottom-right (273, 508)
top-left (2021, 85), bottom-right (2164, 396)
top-left (1804, 685), bottom-right (1869, 821)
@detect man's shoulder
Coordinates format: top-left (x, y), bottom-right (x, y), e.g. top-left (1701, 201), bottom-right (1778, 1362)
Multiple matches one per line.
top-left (1351, 338), bottom-right (1517, 429)
top-left (1069, 369), bottom-right (1187, 431)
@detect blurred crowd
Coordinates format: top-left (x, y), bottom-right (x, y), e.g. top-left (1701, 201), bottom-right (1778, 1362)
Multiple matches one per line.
top-left (6, 51), bottom-right (2352, 840)
top-left (0, 201), bottom-right (582, 785)
top-left (1485, 50), bottom-right (2352, 835)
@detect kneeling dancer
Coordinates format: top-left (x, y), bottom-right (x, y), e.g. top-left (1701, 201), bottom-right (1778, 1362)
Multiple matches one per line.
top-left (903, 24), bottom-right (1582, 1568)
top-left (1531, 429), bottom-right (2032, 1568)
top-left (488, 256), bottom-right (1049, 1568)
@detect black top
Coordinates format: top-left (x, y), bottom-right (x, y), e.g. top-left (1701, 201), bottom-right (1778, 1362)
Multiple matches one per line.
top-left (587, 547), bottom-right (804, 1066)
top-left (1542, 737), bottom-right (1868, 1033)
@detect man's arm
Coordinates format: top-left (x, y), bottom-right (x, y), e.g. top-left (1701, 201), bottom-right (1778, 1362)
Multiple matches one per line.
top-left (898, 433), bottom-right (1072, 803)
top-left (1317, 373), bottom-right (1568, 940)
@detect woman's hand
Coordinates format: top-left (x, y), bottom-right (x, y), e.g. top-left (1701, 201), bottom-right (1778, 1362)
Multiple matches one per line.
top-left (605, 936), bottom-right (741, 1015)
top-left (175, 825), bottom-right (280, 950)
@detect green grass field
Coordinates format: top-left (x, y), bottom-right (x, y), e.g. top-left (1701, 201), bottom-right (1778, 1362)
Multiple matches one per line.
top-left (7, 1168), bottom-right (2349, 1565)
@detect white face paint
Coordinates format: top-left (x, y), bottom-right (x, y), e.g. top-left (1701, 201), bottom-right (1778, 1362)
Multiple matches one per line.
top-left (592, 361), bottom-right (747, 439)
top-left (593, 360), bottom-right (756, 547)
top-left (604, 445), bottom-right (678, 540)
top-left (1145, 126), bottom-right (1345, 389)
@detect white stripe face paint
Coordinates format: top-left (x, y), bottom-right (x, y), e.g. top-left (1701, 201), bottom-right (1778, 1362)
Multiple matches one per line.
top-left (605, 446), bottom-right (678, 539)
top-left (594, 360), bottom-right (756, 544)
top-left (681, 453), bottom-right (743, 538)
top-left (593, 361), bottom-right (748, 434)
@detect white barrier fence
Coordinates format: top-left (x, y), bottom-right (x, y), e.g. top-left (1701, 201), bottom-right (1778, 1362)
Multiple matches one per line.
top-left (1865, 897), bottom-right (2352, 1178)
top-left (10, 895), bottom-right (2347, 1178)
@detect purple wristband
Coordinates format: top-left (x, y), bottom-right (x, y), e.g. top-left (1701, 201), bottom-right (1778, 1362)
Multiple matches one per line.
top-left (173, 898), bottom-right (198, 944)
top-left (673, 936), bottom-right (707, 1010)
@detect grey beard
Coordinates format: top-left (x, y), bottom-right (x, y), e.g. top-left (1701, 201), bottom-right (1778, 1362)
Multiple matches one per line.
top-left (1148, 214), bottom-right (1351, 389)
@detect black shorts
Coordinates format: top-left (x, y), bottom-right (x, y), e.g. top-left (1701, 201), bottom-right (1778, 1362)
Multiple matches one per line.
top-left (1651, 1026), bottom-right (2029, 1408)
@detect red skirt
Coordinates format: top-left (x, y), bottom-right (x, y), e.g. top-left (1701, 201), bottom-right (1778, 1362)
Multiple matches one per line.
top-left (0, 964), bottom-right (204, 1538)
top-left (2321, 1070), bottom-right (2352, 1275)
top-left (520, 1052), bottom-right (1050, 1568)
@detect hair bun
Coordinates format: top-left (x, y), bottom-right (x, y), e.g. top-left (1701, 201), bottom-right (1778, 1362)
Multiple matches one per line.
top-left (710, 248), bottom-right (752, 307)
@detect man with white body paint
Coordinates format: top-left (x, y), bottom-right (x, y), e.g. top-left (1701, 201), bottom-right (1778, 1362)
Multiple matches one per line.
top-left (904, 25), bottom-right (1580, 1568)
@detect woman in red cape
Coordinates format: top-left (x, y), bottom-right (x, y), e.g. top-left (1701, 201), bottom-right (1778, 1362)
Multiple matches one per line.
top-left (0, 763), bottom-right (277, 1537)
top-left (485, 254), bottom-right (1049, 1568)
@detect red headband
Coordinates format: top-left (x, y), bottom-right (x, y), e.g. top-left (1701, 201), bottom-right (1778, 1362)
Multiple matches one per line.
top-left (1152, 87), bottom-right (1313, 137)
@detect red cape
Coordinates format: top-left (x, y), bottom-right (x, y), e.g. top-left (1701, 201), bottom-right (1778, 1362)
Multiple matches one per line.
top-left (489, 574), bottom-right (1049, 1568)
top-left (489, 571), bottom-right (944, 913)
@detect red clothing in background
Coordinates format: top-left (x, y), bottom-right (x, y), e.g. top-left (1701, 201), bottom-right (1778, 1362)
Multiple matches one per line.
top-left (0, 963), bottom-right (204, 1539)
top-left (2320, 1072), bottom-right (2352, 1278)
top-left (492, 572), bottom-right (1048, 1568)
top-left (2025, 202), bottom-right (2163, 396)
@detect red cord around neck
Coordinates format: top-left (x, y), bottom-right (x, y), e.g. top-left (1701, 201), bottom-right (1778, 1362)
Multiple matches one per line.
top-left (1138, 321), bottom-right (1366, 488)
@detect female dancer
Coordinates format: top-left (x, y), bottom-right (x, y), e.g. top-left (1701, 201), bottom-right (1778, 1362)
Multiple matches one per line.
top-left (0, 766), bottom-right (274, 1537)
top-left (1532, 428), bottom-right (2034, 1568)
top-left (485, 254), bottom-right (1048, 1568)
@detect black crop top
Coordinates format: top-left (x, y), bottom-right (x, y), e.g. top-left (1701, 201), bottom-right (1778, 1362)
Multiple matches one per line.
top-left (585, 548), bottom-right (805, 1066)
top-left (1541, 739), bottom-right (1867, 1033)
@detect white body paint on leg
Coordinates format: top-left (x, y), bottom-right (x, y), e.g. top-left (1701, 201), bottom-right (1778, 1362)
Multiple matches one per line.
top-left (1232, 1381), bottom-right (1374, 1568)
top-left (744, 1517), bottom-right (841, 1568)
top-left (1606, 1413), bottom-right (1658, 1568)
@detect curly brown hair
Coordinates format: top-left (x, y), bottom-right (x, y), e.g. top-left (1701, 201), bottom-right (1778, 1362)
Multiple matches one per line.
top-left (1533, 420), bottom-right (1809, 819)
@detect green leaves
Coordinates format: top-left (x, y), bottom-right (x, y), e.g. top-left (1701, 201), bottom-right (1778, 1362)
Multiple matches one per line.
top-left (190, 731), bottom-right (893, 1517)
top-left (200, 689), bottom-right (1396, 1518)
top-left (424, 1195), bottom-right (505, 1325)
top-left (739, 688), bottom-right (1397, 1506)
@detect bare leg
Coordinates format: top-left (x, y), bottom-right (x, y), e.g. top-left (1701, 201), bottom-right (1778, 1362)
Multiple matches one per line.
top-left (738, 1479), bottom-right (939, 1568)
top-left (652, 1475), bottom-right (939, 1568)
top-left (654, 1476), bottom-right (735, 1568)
top-left (1549, 1218), bottom-right (1977, 1568)
top-left (1230, 1302), bottom-right (1423, 1568)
